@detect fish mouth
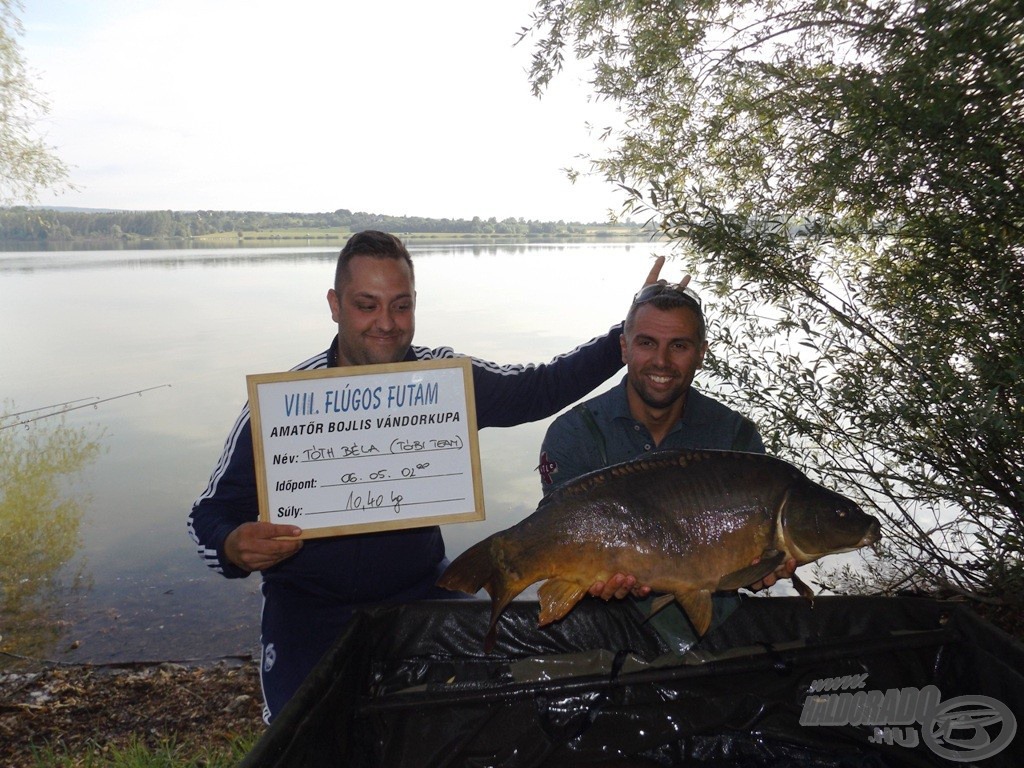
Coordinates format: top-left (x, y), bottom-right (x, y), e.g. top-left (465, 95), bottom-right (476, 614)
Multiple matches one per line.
top-left (858, 519), bottom-right (882, 548)
top-left (786, 522), bottom-right (883, 561)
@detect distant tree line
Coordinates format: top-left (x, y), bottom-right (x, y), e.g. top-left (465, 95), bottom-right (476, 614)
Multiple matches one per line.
top-left (0, 207), bottom-right (642, 242)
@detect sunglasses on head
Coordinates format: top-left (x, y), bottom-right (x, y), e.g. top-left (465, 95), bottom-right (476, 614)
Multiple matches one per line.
top-left (631, 281), bottom-right (702, 309)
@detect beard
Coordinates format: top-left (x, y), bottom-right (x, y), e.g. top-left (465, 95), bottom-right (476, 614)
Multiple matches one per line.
top-left (628, 369), bottom-right (689, 411)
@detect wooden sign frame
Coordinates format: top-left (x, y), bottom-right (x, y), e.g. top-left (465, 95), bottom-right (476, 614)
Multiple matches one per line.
top-left (246, 358), bottom-right (484, 539)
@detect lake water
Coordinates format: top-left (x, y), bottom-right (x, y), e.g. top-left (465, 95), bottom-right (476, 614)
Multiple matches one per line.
top-left (0, 240), bottom-right (672, 666)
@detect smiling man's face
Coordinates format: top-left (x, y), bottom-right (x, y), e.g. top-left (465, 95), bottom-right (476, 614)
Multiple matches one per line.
top-left (327, 255), bottom-right (416, 367)
top-left (620, 303), bottom-right (707, 415)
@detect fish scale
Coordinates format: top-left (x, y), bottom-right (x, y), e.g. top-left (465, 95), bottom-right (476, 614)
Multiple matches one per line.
top-left (439, 449), bottom-right (881, 652)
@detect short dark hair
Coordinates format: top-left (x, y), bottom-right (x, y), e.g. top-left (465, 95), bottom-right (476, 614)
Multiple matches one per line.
top-left (625, 292), bottom-right (706, 341)
top-left (334, 230), bottom-right (415, 290)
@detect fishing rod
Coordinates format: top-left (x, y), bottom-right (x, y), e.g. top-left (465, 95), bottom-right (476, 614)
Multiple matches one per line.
top-left (3, 396), bottom-right (103, 418)
top-left (0, 385), bottom-right (172, 430)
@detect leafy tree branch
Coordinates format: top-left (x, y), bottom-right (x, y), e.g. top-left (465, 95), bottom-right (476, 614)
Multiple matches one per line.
top-left (524, 0), bottom-right (1024, 601)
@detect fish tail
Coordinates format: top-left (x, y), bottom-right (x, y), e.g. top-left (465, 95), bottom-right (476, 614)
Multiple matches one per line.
top-left (438, 538), bottom-right (529, 652)
top-left (437, 539), bottom-right (496, 595)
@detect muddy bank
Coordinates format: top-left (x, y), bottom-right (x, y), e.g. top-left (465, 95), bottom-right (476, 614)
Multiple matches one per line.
top-left (0, 655), bottom-right (264, 764)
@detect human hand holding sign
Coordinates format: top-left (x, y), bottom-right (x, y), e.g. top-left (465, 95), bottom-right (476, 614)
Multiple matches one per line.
top-left (225, 521), bottom-right (303, 572)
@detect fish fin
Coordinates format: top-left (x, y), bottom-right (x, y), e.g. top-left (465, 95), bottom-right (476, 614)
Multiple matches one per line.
top-left (676, 589), bottom-right (714, 636)
top-left (438, 538), bottom-right (529, 653)
top-left (537, 579), bottom-right (588, 626)
top-left (716, 550), bottom-right (786, 591)
top-left (484, 624), bottom-right (499, 653)
top-left (791, 572), bottom-right (816, 601)
top-left (647, 593), bottom-right (677, 616)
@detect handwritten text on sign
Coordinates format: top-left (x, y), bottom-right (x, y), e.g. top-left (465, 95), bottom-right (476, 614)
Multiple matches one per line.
top-left (247, 358), bottom-right (484, 539)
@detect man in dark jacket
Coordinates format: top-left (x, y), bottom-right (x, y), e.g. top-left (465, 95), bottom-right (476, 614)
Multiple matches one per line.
top-left (539, 278), bottom-right (764, 493)
top-left (537, 276), bottom-right (792, 643)
top-left (188, 231), bottom-right (659, 721)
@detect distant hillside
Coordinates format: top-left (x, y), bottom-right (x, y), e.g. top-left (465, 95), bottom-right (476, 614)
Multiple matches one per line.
top-left (0, 207), bottom-right (652, 244)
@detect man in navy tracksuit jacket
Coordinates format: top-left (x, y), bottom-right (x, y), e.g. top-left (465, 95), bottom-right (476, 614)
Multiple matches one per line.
top-left (188, 231), bottom-right (655, 721)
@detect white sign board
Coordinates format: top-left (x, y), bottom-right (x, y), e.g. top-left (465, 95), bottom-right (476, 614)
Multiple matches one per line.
top-left (247, 358), bottom-right (484, 539)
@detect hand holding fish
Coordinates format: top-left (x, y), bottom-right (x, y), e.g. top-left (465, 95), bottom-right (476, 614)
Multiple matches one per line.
top-left (439, 450), bottom-right (881, 652)
top-left (747, 555), bottom-right (798, 592)
top-left (589, 573), bottom-right (652, 601)
top-left (225, 521), bottom-right (304, 572)
top-left (589, 553), bottom-right (797, 602)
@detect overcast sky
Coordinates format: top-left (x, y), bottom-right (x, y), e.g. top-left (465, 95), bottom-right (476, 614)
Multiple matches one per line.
top-left (16, 0), bottom-right (625, 222)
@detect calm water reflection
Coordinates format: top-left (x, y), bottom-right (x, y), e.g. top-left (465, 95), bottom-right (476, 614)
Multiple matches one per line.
top-left (0, 416), bottom-right (98, 658)
top-left (0, 240), bottom-right (668, 666)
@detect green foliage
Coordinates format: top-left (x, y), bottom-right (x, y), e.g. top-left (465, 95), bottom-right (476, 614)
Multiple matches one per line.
top-left (525, 0), bottom-right (1024, 600)
top-left (0, 0), bottom-right (71, 203)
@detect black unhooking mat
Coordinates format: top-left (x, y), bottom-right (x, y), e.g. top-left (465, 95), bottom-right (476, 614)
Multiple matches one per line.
top-left (240, 595), bottom-right (1023, 767)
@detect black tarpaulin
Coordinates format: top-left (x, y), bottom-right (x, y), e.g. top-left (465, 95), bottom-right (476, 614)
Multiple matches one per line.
top-left (240, 595), bottom-right (1023, 767)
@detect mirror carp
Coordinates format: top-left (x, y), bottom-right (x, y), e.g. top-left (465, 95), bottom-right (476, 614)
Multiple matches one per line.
top-left (438, 449), bottom-right (881, 652)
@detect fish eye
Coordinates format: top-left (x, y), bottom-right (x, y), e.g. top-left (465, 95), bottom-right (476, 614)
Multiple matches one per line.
top-left (837, 509), bottom-right (847, 517)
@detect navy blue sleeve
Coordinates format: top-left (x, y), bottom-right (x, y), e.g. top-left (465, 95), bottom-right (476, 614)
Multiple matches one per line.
top-left (187, 406), bottom-right (259, 579)
top-left (188, 327), bottom-right (624, 579)
top-left (470, 325), bottom-right (623, 428)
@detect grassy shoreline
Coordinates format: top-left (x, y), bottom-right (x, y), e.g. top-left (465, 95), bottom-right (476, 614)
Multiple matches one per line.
top-left (1, 658), bottom-right (264, 767)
